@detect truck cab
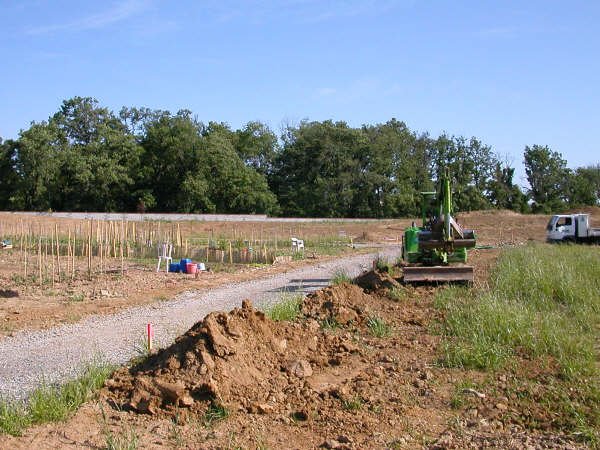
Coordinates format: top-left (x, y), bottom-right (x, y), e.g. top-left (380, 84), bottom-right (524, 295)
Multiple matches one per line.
top-left (547, 214), bottom-right (600, 243)
top-left (546, 215), bottom-right (576, 241)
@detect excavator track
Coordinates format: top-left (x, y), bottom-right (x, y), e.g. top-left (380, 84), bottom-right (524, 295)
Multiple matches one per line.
top-left (402, 265), bottom-right (474, 282)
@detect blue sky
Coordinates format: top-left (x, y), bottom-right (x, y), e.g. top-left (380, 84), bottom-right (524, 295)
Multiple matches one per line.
top-left (1, 0), bottom-right (598, 185)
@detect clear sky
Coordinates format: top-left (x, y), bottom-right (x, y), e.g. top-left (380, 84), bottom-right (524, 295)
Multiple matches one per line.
top-left (1, 0), bottom-right (598, 185)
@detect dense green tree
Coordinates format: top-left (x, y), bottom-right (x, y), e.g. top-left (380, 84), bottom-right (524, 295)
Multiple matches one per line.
top-left (564, 165), bottom-right (600, 207)
top-left (430, 135), bottom-right (494, 211)
top-left (49, 97), bottom-right (142, 211)
top-left (271, 120), bottom-right (366, 217)
top-left (0, 138), bottom-right (19, 209)
top-left (5, 96), bottom-right (597, 217)
top-left (234, 121), bottom-right (279, 176)
top-left (362, 119), bottom-right (432, 217)
top-left (10, 121), bottom-right (64, 210)
top-left (523, 145), bottom-right (569, 213)
top-left (487, 161), bottom-right (530, 213)
top-left (202, 127), bottom-right (278, 214)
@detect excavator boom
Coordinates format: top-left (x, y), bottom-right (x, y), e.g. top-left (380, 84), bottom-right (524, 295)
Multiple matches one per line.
top-left (402, 167), bottom-right (476, 283)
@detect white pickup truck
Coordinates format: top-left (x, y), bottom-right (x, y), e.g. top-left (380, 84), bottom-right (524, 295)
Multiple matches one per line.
top-left (546, 214), bottom-right (600, 243)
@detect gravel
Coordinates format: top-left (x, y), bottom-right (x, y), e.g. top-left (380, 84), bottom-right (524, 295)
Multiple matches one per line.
top-left (0, 247), bottom-right (400, 401)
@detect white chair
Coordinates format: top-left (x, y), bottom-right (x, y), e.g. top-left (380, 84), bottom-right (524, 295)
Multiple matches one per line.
top-left (291, 237), bottom-right (304, 255)
top-left (157, 241), bottom-right (173, 272)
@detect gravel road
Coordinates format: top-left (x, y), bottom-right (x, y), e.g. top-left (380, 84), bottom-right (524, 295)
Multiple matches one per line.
top-left (0, 247), bottom-right (401, 401)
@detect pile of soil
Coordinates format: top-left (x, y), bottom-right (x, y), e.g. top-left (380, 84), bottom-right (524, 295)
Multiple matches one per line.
top-left (300, 282), bottom-right (379, 326)
top-left (103, 297), bottom-right (362, 419)
top-left (354, 269), bottom-right (400, 293)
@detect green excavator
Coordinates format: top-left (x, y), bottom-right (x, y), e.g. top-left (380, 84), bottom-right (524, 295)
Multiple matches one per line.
top-left (401, 168), bottom-right (476, 282)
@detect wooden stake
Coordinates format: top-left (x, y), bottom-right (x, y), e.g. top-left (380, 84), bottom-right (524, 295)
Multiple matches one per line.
top-left (100, 223), bottom-right (104, 274)
top-left (72, 226), bottom-right (76, 279)
top-left (51, 231), bottom-right (55, 288)
top-left (229, 241), bottom-right (233, 264)
top-left (55, 224), bottom-right (60, 279)
top-left (87, 222), bottom-right (92, 278)
top-left (38, 234), bottom-right (42, 286)
top-left (120, 220), bottom-right (124, 275)
top-left (24, 234), bottom-right (28, 278)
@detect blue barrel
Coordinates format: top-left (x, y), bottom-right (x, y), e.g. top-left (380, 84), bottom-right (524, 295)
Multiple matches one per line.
top-left (180, 259), bottom-right (192, 273)
top-left (169, 263), bottom-right (181, 273)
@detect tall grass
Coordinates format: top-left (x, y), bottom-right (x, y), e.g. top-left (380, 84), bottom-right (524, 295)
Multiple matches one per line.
top-left (366, 317), bottom-right (391, 338)
top-left (435, 243), bottom-right (600, 378)
top-left (0, 360), bottom-right (114, 436)
top-left (374, 254), bottom-right (391, 272)
top-left (330, 268), bottom-right (352, 285)
top-left (262, 293), bottom-right (304, 322)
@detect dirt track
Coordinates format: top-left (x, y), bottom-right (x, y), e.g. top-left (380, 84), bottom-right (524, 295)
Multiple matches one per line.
top-left (0, 247), bottom-right (400, 401)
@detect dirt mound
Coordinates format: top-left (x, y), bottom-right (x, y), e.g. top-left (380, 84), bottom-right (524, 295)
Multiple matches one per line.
top-left (565, 205), bottom-right (600, 216)
top-left (354, 270), bottom-right (400, 292)
top-left (301, 282), bottom-right (378, 325)
top-left (103, 299), bottom-right (360, 417)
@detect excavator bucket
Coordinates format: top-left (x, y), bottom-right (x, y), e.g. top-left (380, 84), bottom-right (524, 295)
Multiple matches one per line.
top-left (402, 265), bottom-right (474, 283)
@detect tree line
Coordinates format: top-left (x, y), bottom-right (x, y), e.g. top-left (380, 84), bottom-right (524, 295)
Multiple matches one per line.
top-left (0, 97), bottom-right (598, 217)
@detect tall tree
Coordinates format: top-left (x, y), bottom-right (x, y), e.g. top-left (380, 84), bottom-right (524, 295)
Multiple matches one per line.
top-left (565, 165), bottom-right (600, 206)
top-left (487, 160), bottom-right (529, 212)
top-left (49, 97), bottom-right (142, 211)
top-left (0, 138), bottom-right (19, 209)
top-left (11, 122), bottom-right (64, 210)
top-left (523, 145), bottom-right (569, 213)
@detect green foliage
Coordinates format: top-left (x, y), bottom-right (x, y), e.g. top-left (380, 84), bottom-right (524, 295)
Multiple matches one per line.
top-left (202, 403), bottom-right (230, 427)
top-left (389, 286), bottom-right (409, 301)
top-left (342, 396), bottom-right (363, 411)
top-left (487, 161), bottom-right (530, 212)
top-left (567, 165), bottom-right (600, 207)
top-left (524, 144), bottom-right (570, 213)
top-left (3, 97), bottom-right (598, 216)
top-left (319, 317), bottom-right (341, 330)
top-left (374, 254), bottom-right (390, 272)
top-left (101, 406), bottom-right (139, 450)
top-left (262, 293), bottom-right (303, 321)
top-left (330, 268), bottom-right (352, 285)
top-left (0, 360), bottom-right (114, 436)
top-left (366, 317), bottom-right (390, 338)
top-left (436, 244), bottom-right (600, 378)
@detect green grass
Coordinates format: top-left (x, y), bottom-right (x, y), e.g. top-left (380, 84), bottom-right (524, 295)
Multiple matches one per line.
top-left (374, 254), bottom-right (391, 272)
top-left (0, 360), bottom-right (114, 436)
top-left (132, 335), bottom-right (152, 361)
top-left (101, 406), bottom-right (139, 450)
top-left (389, 286), bottom-right (409, 301)
top-left (366, 316), bottom-right (391, 338)
top-left (202, 402), bottom-right (230, 427)
top-left (319, 317), bottom-right (341, 330)
top-left (262, 293), bottom-right (304, 322)
top-left (435, 243), bottom-right (600, 378)
top-left (342, 395), bottom-right (363, 411)
top-left (330, 268), bottom-right (352, 285)
top-left (434, 243), bottom-right (600, 445)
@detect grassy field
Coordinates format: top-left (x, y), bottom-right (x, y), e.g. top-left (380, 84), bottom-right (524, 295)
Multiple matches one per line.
top-left (435, 243), bottom-right (600, 444)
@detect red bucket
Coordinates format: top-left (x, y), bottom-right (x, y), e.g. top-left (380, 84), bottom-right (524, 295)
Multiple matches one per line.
top-left (186, 263), bottom-right (197, 274)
